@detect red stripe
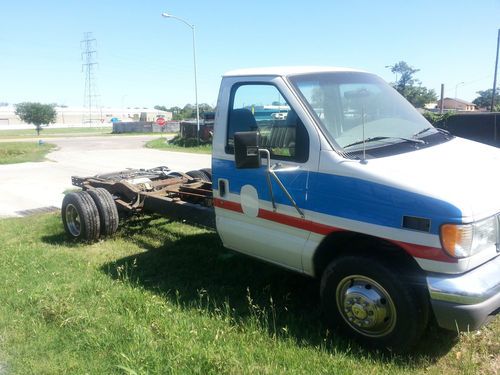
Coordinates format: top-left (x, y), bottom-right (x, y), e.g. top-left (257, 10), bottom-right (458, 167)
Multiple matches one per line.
top-left (257, 208), bottom-right (342, 235)
top-left (213, 198), bottom-right (456, 263)
top-left (213, 198), bottom-right (243, 213)
top-left (390, 240), bottom-right (456, 263)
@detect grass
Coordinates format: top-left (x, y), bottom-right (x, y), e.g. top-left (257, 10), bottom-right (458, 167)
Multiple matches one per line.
top-left (146, 138), bottom-right (212, 154)
top-left (0, 142), bottom-right (56, 164)
top-left (0, 127), bottom-right (171, 140)
top-left (0, 127), bottom-right (113, 138)
top-left (0, 213), bottom-right (498, 374)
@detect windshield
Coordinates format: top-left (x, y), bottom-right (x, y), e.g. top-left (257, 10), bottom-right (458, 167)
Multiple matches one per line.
top-left (288, 72), bottom-right (435, 151)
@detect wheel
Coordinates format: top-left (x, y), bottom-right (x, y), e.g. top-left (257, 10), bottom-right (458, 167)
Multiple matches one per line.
top-left (61, 191), bottom-right (100, 242)
top-left (87, 188), bottom-right (119, 237)
top-left (320, 256), bottom-right (428, 351)
top-left (186, 169), bottom-right (210, 182)
top-left (199, 168), bottom-right (212, 182)
top-left (167, 171), bottom-right (184, 179)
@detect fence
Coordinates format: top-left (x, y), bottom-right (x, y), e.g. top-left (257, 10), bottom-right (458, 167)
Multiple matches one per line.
top-left (437, 112), bottom-right (500, 147)
top-left (112, 121), bottom-right (180, 134)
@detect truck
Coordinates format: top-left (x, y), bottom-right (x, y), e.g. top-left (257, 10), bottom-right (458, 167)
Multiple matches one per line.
top-left (61, 67), bottom-right (500, 351)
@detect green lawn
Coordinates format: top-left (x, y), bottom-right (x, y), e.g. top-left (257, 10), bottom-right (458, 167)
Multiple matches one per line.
top-left (146, 138), bottom-right (212, 154)
top-left (0, 142), bottom-right (56, 164)
top-left (0, 213), bottom-right (497, 374)
top-left (0, 127), bottom-right (113, 138)
top-left (0, 127), bottom-right (172, 140)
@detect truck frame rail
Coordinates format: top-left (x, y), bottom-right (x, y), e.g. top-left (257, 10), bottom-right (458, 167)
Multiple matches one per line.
top-left (71, 166), bottom-right (216, 229)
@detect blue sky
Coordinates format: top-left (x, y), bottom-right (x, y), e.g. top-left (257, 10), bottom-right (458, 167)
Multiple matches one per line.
top-left (1, 0), bottom-right (499, 108)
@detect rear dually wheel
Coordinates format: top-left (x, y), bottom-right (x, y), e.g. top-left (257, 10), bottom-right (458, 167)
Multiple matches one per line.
top-left (61, 191), bottom-right (100, 242)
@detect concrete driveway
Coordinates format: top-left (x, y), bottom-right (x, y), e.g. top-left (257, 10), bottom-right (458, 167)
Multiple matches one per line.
top-left (0, 135), bottom-right (211, 218)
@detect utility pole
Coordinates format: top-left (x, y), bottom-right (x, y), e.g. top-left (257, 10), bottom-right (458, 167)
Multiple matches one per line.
top-left (491, 29), bottom-right (500, 112)
top-left (81, 32), bottom-right (100, 125)
top-left (440, 84), bottom-right (444, 114)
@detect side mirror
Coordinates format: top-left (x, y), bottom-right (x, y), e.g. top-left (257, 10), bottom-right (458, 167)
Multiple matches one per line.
top-left (234, 131), bottom-right (261, 169)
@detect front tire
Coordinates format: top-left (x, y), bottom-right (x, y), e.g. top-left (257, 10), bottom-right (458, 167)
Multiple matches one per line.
top-left (320, 256), bottom-right (428, 351)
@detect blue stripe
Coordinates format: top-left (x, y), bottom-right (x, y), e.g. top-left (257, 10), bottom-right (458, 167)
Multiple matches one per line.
top-left (212, 158), bottom-right (463, 234)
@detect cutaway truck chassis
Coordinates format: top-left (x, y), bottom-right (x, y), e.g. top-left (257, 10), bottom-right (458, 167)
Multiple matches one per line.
top-left (62, 167), bottom-right (216, 242)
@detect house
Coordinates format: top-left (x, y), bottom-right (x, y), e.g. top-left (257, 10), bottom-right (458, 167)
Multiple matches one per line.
top-left (441, 98), bottom-right (477, 111)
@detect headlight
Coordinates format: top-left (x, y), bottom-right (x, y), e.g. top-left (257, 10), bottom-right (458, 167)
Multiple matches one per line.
top-left (441, 216), bottom-right (498, 258)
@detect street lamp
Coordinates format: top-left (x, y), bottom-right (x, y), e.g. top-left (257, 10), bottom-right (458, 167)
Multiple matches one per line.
top-left (454, 81), bottom-right (464, 99)
top-left (454, 81), bottom-right (465, 110)
top-left (161, 12), bottom-right (200, 144)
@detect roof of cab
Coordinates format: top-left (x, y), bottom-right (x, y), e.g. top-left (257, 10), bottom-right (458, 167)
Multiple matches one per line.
top-left (223, 66), bottom-right (365, 78)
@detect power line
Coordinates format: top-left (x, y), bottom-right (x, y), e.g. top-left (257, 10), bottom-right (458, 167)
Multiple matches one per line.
top-left (442, 74), bottom-right (493, 97)
top-left (81, 32), bottom-right (101, 124)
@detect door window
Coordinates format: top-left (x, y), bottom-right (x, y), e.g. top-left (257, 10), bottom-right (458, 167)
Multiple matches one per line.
top-left (226, 84), bottom-right (309, 162)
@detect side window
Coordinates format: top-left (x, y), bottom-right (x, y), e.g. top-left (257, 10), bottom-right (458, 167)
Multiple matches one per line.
top-left (226, 84), bottom-right (309, 163)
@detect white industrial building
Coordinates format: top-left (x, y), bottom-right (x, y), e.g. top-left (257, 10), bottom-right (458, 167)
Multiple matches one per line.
top-left (0, 105), bottom-right (172, 128)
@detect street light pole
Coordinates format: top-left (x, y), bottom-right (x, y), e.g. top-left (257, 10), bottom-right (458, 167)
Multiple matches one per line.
top-left (491, 28), bottom-right (500, 112)
top-left (192, 25), bottom-right (200, 145)
top-left (161, 12), bottom-right (200, 145)
top-left (454, 82), bottom-right (464, 99)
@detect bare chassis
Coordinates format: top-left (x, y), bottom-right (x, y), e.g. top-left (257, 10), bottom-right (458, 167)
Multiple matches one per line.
top-left (71, 167), bottom-right (216, 229)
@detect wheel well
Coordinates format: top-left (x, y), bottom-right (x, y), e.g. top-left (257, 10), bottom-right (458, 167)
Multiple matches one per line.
top-left (313, 231), bottom-right (424, 281)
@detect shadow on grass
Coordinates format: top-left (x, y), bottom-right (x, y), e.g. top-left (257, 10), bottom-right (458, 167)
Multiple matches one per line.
top-left (42, 231), bottom-right (87, 248)
top-left (86, 215), bottom-right (456, 365)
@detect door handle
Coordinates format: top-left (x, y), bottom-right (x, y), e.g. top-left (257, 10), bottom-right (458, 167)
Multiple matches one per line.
top-left (218, 179), bottom-right (227, 197)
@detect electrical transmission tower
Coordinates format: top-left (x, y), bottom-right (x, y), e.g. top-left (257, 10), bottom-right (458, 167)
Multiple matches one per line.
top-left (81, 32), bottom-right (101, 125)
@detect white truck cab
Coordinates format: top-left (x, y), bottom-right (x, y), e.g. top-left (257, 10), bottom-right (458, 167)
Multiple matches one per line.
top-left (211, 67), bottom-right (500, 350)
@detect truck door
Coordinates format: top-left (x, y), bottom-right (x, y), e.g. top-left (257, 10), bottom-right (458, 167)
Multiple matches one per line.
top-left (213, 79), bottom-right (319, 272)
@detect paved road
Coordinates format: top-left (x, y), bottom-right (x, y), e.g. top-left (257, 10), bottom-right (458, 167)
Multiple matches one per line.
top-left (0, 135), bottom-right (211, 218)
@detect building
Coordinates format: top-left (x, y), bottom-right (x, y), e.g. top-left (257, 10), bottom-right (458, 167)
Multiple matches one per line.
top-left (0, 105), bottom-right (172, 127)
top-left (441, 98), bottom-right (477, 112)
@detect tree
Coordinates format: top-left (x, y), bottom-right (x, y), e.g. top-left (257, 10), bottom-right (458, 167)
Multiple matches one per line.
top-left (472, 88), bottom-right (500, 110)
top-left (387, 61), bottom-right (437, 108)
top-left (422, 111), bottom-right (455, 127)
top-left (15, 102), bottom-right (57, 136)
top-left (168, 106), bottom-right (183, 121)
top-left (154, 105), bottom-right (168, 111)
top-left (154, 104), bottom-right (215, 121)
top-left (198, 103), bottom-right (214, 114)
top-left (181, 104), bottom-right (195, 119)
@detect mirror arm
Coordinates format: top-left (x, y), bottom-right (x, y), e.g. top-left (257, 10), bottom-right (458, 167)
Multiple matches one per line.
top-left (259, 149), bottom-right (276, 211)
top-left (259, 149), bottom-right (305, 219)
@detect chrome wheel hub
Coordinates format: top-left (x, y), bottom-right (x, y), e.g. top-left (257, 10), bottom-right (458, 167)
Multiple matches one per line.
top-left (65, 204), bottom-right (81, 237)
top-left (336, 275), bottom-right (397, 337)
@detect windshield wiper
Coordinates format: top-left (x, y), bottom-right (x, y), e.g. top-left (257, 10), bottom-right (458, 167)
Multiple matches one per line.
top-left (413, 127), bottom-right (450, 138)
top-left (413, 127), bottom-right (434, 137)
top-left (343, 136), bottom-right (425, 150)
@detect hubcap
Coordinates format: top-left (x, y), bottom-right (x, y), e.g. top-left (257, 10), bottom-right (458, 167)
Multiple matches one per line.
top-left (336, 275), bottom-right (397, 337)
top-left (65, 204), bottom-right (81, 237)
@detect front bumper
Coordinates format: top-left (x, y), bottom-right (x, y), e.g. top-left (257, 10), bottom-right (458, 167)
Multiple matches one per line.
top-left (427, 255), bottom-right (500, 331)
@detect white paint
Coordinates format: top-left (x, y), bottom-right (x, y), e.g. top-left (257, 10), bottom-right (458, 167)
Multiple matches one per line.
top-left (223, 66), bottom-right (364, 77)
top-left (240, 185), bottom-right (259, 217)
top-left (215, 207), bottom-right (307, 272)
